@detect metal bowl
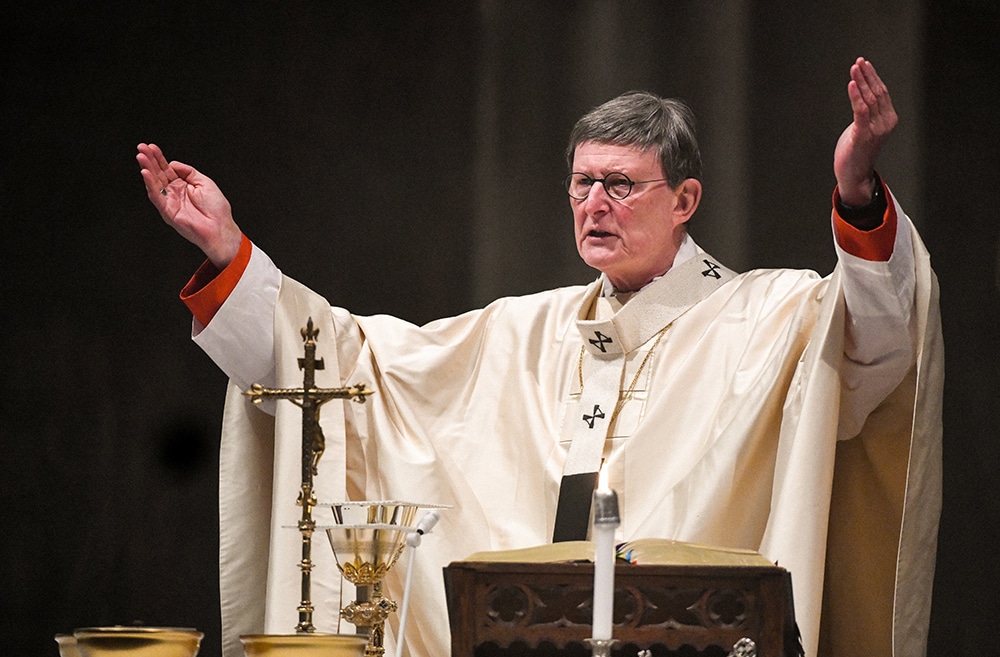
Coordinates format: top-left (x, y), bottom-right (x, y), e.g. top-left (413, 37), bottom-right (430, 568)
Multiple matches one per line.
top-left (240, 633), bottom-right (368, 657)
top-left (323, 501), bottom-right (422, 527)
top-left (323, 524), bottom-right (410, 585)
top-left (73, 626), bottom-right (203, 657)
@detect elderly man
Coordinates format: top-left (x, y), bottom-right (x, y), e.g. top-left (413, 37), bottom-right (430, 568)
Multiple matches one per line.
top-left (138, 58), bottom-right (941, 657)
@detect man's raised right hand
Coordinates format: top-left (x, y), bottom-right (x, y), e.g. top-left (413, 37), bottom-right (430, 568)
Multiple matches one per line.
top-left (137, 143), bottom-right (243, 269)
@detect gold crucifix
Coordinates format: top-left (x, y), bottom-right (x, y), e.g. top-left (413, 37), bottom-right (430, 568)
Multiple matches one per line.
top-left (245, 316), bottom-right (374, 634)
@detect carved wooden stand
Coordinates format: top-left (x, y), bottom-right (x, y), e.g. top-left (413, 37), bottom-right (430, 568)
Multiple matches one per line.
top-left (443, 561), bottom-right (801, 657)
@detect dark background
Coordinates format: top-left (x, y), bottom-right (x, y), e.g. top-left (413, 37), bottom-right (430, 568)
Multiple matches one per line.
top-left (3, 2), bottom-right (998, 655)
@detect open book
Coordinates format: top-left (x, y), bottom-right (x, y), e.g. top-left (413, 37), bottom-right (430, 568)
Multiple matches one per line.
top-left (463, 537), bottom-right (774, 567)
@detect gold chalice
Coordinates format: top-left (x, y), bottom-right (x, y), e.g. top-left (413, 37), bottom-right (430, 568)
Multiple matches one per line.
top-left (320, 501), bottom-right (437, 657)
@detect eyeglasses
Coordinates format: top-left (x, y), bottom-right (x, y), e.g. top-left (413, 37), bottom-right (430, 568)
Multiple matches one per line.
top-left (564, 172), bottom-right (669, 200)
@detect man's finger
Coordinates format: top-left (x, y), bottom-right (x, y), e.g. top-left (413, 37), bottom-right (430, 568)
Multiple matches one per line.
top-left (147, 143), bottom-right (170, 171)
top-left (851, 66), bottom-right (879, 109)
top-left (847, 80), bottom-right (868, 116)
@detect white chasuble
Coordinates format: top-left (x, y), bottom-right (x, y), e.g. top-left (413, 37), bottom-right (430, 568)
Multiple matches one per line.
top-left (211, 214), bottom-right (942, 657)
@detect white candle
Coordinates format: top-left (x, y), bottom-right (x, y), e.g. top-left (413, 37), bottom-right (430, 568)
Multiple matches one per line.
top-left (591, 466), bottom-right (620, 642)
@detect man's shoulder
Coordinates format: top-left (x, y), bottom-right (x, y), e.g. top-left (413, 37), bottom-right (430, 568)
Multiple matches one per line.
top-left (516, 281), bottom-right (594, 301)
top-left (391, 281), bottom-right (594, 339)
top-left (484, 281), bottom-right (596, 312)
top-left (730, 266), bottom-right (824, 284)
top-left (719, 266), bottom-right (829, 307)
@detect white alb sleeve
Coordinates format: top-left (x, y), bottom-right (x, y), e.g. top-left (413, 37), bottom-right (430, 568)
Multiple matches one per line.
top-left (192, 243), bottom-right (281, 392)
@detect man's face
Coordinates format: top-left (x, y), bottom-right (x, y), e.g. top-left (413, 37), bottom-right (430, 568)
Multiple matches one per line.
top-left (570, 141), bottom-right (693, 292)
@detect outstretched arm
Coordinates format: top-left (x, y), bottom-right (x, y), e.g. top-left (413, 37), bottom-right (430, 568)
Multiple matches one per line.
top-left (137, 143), bottom-right (280, 391)
top-left (832, 59), bottom-right (917, 440)
top-left (136, 143), bottom-right (243, 269)
top-left (834, 58), bottom-right (898, 207)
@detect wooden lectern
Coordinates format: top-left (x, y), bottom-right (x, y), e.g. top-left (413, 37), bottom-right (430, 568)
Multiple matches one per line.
top-left (443, 561), bottom-right (801, 657)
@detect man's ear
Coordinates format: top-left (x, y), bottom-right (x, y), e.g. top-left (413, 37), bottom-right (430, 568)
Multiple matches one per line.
top-left (672, 178), bottom-right (702, 226)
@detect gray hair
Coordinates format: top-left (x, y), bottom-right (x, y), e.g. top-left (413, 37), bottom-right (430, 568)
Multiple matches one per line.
top-left (566, 91), bottom-right (702, 188)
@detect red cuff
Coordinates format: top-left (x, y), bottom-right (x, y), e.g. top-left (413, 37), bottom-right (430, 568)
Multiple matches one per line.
top-left (832, 181), bottom-right (897, 262)
top-left (180, 234), bottom-right (253, 326)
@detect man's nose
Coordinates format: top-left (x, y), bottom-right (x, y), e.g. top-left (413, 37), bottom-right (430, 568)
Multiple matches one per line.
top-left (583, 182), bottom-right (612, 213)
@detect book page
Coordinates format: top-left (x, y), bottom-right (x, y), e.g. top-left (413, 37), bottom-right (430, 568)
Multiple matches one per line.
top-left (462, 538), bottom-right (773, 567)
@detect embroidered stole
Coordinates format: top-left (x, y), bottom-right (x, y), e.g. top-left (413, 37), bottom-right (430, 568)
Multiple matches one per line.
top-left (552, 254), bottom-right (736, 541)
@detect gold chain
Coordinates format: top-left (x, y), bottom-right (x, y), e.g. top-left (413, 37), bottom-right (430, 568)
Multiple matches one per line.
top-left (577, 325), bottom-right (669, 427)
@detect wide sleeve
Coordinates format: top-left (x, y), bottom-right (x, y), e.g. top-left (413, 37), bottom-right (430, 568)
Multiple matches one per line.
top-left (834, 188), bottom-right (918, 441)
top-left (820, 219), bottom-right (943, 657)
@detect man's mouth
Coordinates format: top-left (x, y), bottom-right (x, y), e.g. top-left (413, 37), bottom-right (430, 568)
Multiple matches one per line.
top-left (588, 229), bottom-right (614, 238)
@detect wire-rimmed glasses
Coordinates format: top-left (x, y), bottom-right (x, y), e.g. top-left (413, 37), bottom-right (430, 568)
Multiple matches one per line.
top-left (564, 172), bottom-right (669, 200)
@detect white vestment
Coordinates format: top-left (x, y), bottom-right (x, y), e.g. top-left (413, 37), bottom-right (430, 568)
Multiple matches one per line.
top-left (197, 194), bottom-right (942, 657)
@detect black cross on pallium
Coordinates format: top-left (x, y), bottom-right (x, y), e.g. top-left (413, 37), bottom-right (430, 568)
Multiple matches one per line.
top-left (583, 404), bottom-right (605, 428)
top-left (701, 259), bottom-right (721, 279)
top-left (589, 331), bottom-right (613, 353)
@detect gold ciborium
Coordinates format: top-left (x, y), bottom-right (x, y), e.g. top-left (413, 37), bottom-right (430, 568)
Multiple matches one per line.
top-left (240, 633), bottom-right (369, 657)
top-left (70, 626), bottom-right (203, 657)
top-left (321, 502), bottom-right (425, 657)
